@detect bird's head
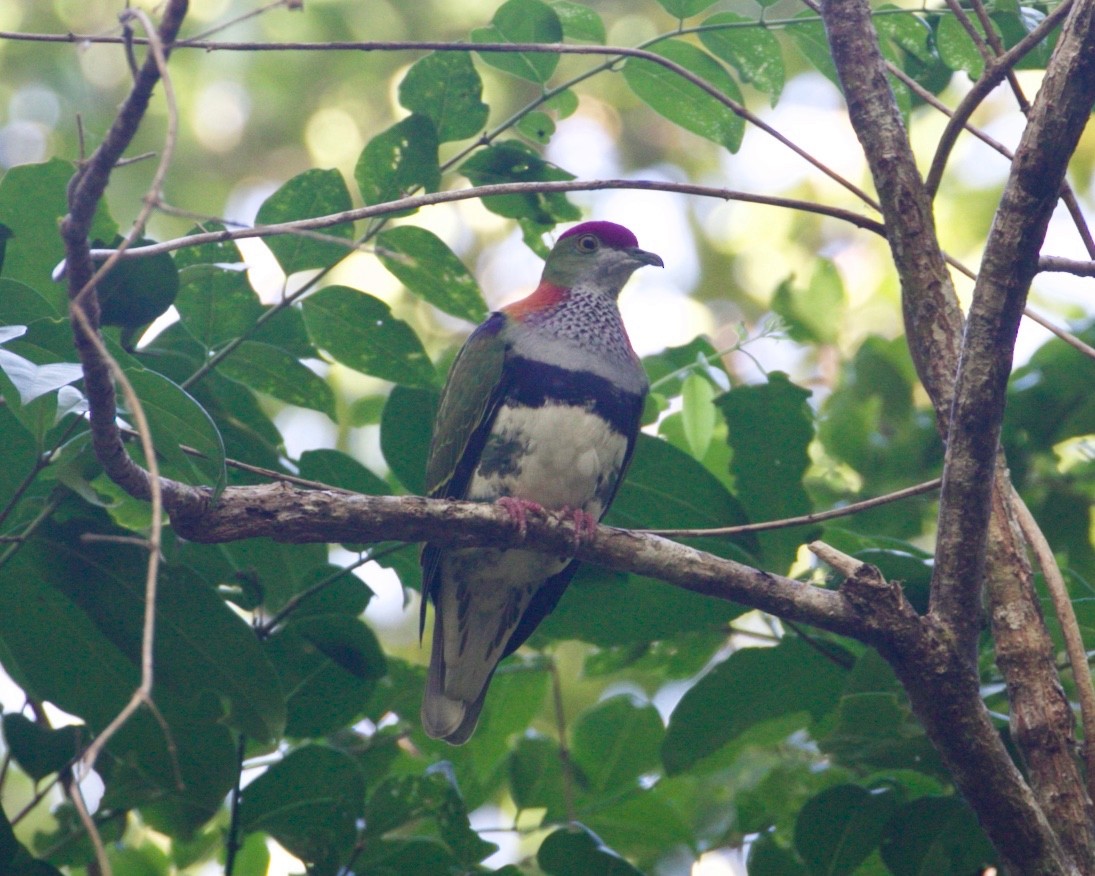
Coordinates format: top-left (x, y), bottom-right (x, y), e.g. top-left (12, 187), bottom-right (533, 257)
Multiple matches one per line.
top-left (541, 221), bottom-right (663, 296)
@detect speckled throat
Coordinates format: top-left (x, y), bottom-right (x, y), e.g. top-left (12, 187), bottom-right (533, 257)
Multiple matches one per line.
top-left (507, 285), bottom-right (648, 395)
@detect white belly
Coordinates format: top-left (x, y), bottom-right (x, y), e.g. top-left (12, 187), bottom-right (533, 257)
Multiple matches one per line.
top-left (466, 402), bottom-right (629, 518)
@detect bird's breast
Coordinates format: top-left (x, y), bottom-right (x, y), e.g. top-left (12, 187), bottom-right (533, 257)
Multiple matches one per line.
top-left (467, 401), bottom-right (630, 517)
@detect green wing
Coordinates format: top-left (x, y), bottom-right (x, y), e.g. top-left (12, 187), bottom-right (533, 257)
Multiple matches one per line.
top-left (424, 312), bottom-right (508, 500)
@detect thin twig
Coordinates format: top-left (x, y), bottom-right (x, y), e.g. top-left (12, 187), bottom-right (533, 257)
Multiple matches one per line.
top-left (924, 0), bottom-right (1076, 197)
top-left (224, 733), bottom-right (247, 876)
top-left (548, 658), bottom-right (577, 825)
top-left (642, 478), bottom-right (941, 537)
top-left (84, 179), bottom-right (885, 264)
top-left (1039, 255), bottom-right (1095, 277)
top-left (1010, 489), bottom-right (1095, 803)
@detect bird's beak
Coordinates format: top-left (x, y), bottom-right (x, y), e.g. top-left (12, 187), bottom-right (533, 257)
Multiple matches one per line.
top-left (627, 247), bottom-right (664, 268)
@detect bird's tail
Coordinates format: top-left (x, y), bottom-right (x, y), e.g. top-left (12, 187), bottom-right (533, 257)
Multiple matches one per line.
top-left (421, 608), bottom-right (491, 745)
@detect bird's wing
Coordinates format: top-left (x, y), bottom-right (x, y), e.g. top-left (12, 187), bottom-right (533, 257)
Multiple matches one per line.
top-left (420, 313), bottom-right (509, 636)
top-left (423, 312), bottom-right (509, 501)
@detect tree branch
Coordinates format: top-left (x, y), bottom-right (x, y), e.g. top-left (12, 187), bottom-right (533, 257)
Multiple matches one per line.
top-left (171, 484), bottom-right (875, 640)
top-left (931, 0), bottom-right (1095, 663)
top-left (78, 179), bottom-right (884, 264)
top-left (819, 0), bottom-right (1095, 869)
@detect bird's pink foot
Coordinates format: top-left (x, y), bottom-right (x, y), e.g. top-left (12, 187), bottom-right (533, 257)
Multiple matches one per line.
top-left (496, 497), bottom-right (544, 538)
top-left (562, 507), bottom-right (599, 549)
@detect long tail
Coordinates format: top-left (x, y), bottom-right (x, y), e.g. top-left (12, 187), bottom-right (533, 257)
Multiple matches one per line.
top-left (421, 608), bottom-right (491, 745)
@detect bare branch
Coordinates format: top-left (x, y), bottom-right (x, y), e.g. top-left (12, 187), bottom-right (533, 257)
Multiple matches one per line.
top-left (931, 0), bottom-right (1095, 659)
top-left (1039, 255), bottom-right (1095, 277)
top-left (81, 179), bottom-right (885, 264)
top-left (644, 478), bottom-right (941, 538)
top-left (1011, 489), bottom-right (1095, 802)
top-left (172, 484), bottom-right (871, 640)
top-left (924, 0), bottom-right (1076, 197)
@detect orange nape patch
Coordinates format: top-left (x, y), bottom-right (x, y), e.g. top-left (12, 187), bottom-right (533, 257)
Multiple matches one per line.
top-left (502, 281), bottom-right (569, 320)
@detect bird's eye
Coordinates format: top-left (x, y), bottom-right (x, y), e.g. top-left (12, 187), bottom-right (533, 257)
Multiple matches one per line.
top-left (576, 234), bottom-right (599, 252)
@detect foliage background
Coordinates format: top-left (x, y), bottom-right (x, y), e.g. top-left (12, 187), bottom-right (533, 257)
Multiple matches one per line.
top-left (0, 0), bottom-right (1093, 874)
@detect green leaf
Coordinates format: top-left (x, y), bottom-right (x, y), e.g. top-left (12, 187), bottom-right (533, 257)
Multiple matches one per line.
top-left (298, 448), bottom-right (389, 495)
top-left (375, 226), bottom-right (488, 323)
top-left (174, 265), bottom-right (263, 350)
top-left (680, 372), bottom-right (717, 460)
top-left (460, 140), bottom-right (580, 225)
top-left (571, 695), bottom-right (663, 793)
top-left (874, 9), bottom-right (935, 64)
top-left (238, 745), bottom-right (365, 871)
top-left (581, 788), bottom-right (694, 866)
top-left (0, 520), bottom-right (239, 826)
top-left (380, 385), bottom-right (439, 494)
top-left (517, 110), bottom-right (557, 145)
top-left (472, 0), bottom-right (563, 84)
top-left (124, 366), bottom-right (227, 493)
top-left (256, 169), bottom-right (354, 275)
top-left (356, 839), bottom-right (461, 875)
top-left (771, 260), bottom-right (846, 345)
top-left (661, 637), bottom-right (849, 774)
top-left (718, 372), bottom-right (815, 573)
top-left (748, 833), bottom-right (808, 875)
top-left (508, 735), bottom-right (570, 818)
top-left (537, 565), bottom-right (745, 645)
top-left (537, 824), bottom-right (644, 876)
top-left (787, 13), bottom-right (841, 86)
top-left (699, 12), bottom-right (785, 104)
top-left (230, 834), bottom-right (270, 876)
top-left (880, 796), bottom-right (998, 876)
top-left (553, 1), bottom-right (606, 43)
top-left (219, 340), bottom-right (336, 419)
top-left (398, 52), bottom-right (490, 142)
top-left (0, 404), bottom-right (40, 511)
top-left (2, 714), bottom-right (83, 781)
top-left (0, 802), bottom-right (64, 876)
top-left (935, 14), bottom-right (995, 78)
top-left (0, 338), bottom-right (83, 405)
top-left (154, 567), bottom-right (287, 745)
top-left (0, 159), bottom-right (106, 312)
top-left (622, 40), bottom-right (745, 152)
top-left (656, 0), bottom-right (718, 18)
top-left (303, 285), bottom-right (436, 388)
top-left (178, 536), bottom-right (327, 614)
top-left (0, 276), bottom-right (63, 324)
top-left (265, 614), bottom-right (386, 738)
top-left (355, 114), bottom-right (441, 207)
top-left (795, 784), bottom-right (897, 876)
top-left (363, 773), bottom-right (496, 865)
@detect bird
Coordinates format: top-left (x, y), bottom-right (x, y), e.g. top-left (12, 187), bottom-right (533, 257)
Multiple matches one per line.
top-left (420, 220), bottom-right (662, 744)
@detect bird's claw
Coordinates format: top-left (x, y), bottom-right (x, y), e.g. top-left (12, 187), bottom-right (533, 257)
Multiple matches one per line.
top-left (563, 507), bottom-right (598, 550)
top-left (496, 497), bottom-right (544, 538)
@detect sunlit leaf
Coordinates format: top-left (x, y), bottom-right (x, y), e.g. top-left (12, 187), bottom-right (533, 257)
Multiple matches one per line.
top-left (303, 285), bottom-right (437, 388)
top-left (398, 52), bottom-right (490, 142)
top-left (699, 12), bottom-right (785, 104)
top-left (375, 226), bottom-right (488, 323)
top-left (460, 140), bottom-right (580, 225)
top-left (472, 0), bottom-right (563, 83)
top-left (219, 340), bottom-right (337, 419)
top-left (553, 1), bottom-right (606, 43)
top-left (355, 115), bottom-right (441, 207)
top-left (622, 40), bottom-right (745, 151)
top-left (256, 168), bottom-right (354, 274)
